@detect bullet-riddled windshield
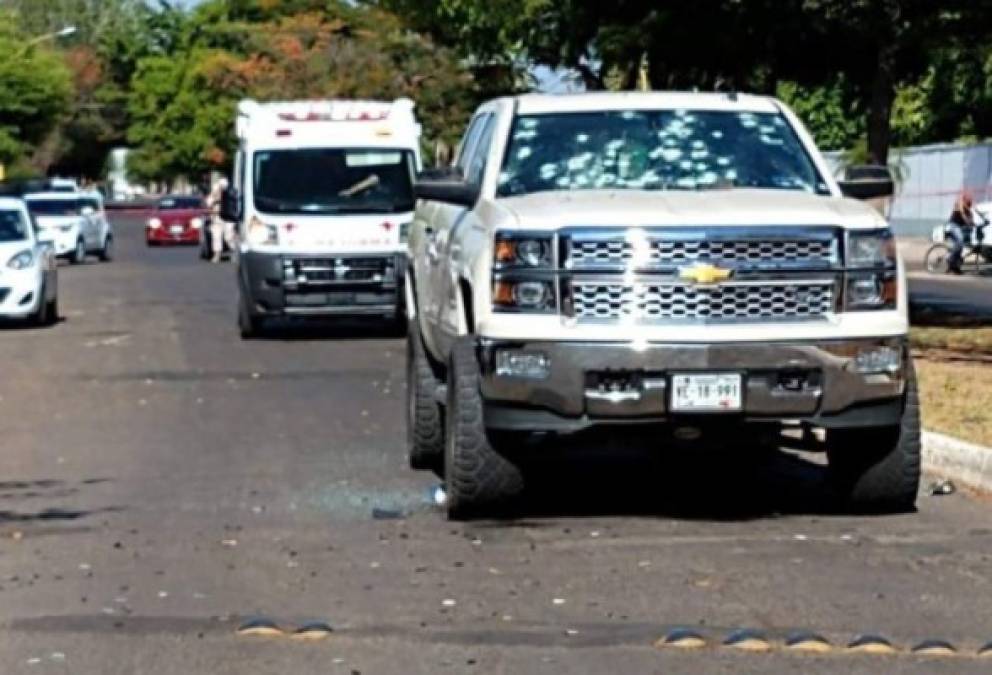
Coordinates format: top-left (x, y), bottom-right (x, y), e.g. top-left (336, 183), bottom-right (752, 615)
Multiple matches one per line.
top-left (253, 148), bottom-right (416, 216)
top-left (497, 109), bottom-right (828, 197)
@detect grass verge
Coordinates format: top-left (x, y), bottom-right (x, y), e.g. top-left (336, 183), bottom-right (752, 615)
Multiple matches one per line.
top-left (915, 357), bottom-right (992, 448)
top-left (911, 326), bottom-right (992, 355)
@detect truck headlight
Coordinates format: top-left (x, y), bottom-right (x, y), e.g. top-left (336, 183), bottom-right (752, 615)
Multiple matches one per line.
top-left (247, 216), bottom-right (278, 246)
top-left (7, 249), bottom-right (34, 270)
top-left (847, 230), bottom-right (896, 268)
top-left (494, 233), bottom-right (553, 267)
top-left (493, 279), bottom-right (555, 312)
top-left (846, 272), bottom-right (896, 310)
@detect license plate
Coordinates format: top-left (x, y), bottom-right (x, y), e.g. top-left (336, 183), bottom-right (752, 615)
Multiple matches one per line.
top-left (671, 373), bottom-right (742, 412)
top-left (170, 225), bottom-right (184, 234)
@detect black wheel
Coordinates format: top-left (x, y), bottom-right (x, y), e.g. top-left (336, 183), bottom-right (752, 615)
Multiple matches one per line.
top-left (827, 361), bottom-right (921, 513)
top-left (238, 291), bottom-right (263, 339)
top-left (44, 295), bottom-right (58, 325)
top-left (98, 235), bottom-right (113, 262)
top-left (71, 238), bottom-right (86, 264)
top-left (29, 284), bottom-right (50, 327)
top-left (443, 336), bottom-right (524, 519)
top-left (924, 243), bottom-right (950, 274)
top-left (407, 323), bottom-right (444, 473)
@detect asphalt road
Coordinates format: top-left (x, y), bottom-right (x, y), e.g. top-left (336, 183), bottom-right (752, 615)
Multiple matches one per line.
top-left (1, 215), bottom-right (991, 674)
top-left (901, 237), bottom-right (992, 320)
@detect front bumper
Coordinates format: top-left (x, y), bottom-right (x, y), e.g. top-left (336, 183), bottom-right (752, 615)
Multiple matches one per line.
top-left (0, 268), bottom-right (43, 318)
top-left (478, 337), bottom-right (908, 431)
top-left (239, 250), bottom-right (406, 318)
top-left (38, 228), bottom-right (78, 257)
top-left (147, 225), bottom-right (200, 244)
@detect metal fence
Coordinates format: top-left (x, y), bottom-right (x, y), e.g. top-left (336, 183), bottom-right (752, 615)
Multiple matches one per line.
top-left (826, 141), bottom-right (992, 238)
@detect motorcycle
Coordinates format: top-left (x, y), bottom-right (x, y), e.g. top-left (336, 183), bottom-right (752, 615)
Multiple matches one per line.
top-left (924, 203), bottom-right (992, 274)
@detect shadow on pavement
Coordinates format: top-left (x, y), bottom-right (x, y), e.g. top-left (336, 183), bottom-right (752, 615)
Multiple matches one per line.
top-left (252, 317), bottom-right (405, 341)
top-left (480, 429), bottom-right (885, 522)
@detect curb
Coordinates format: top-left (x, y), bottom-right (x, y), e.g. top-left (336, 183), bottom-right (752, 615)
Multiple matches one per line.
top-left (922, 430), bottom-right (992, 495)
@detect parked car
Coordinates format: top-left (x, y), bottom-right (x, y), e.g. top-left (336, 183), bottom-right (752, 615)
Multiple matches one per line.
top-left (0, 197), bottom-right (58, 325)
top-left (146, 194), bottom-right (206, 246)
top-left (24, 191), bottom-right (114, 264)
top-left (407, 92), bottom-right (913, 519)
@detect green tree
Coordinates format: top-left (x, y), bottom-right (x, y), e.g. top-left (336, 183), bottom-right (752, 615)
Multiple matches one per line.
top-left (0, 9), bottom-right (73, 176)
top-left (126, 0), bottom-right (479, 183)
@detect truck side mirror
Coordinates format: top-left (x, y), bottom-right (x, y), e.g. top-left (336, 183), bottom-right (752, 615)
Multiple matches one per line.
top-left (220, 187), bottom-right (241, 222)
top-left (838, 165), bottom-right (895, 201)
top-left (413, 177), bottom-right (479, 208)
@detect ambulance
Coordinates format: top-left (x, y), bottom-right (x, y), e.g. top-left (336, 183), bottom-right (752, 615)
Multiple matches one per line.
top-left (223, 98), bottom-right (422, 337)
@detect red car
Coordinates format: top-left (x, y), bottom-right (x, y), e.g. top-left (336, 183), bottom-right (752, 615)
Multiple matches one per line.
top-left (146, 195), bottom-right (207, 246)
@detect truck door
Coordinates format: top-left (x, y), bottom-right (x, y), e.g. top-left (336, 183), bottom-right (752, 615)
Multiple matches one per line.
top-left (421, 113), bottom-right (490, 354)
top-left (429, 113), bottom-right (495, 357)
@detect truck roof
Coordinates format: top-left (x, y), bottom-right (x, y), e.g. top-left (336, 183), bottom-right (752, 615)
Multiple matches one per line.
top-left (512, 91), bottom-right (782, 116)
top-left (236, 98), bottom-right (422, 151)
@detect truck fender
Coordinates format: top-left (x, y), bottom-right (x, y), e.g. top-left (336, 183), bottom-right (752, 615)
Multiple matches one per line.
top-left (457, 277), bottom-right (475, 335)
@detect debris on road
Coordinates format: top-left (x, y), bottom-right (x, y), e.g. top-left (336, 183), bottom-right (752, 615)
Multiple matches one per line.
top-left (929, 479), bottom-right (956, 496)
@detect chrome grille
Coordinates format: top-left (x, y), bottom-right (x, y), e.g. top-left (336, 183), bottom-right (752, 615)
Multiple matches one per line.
top-left (291, 257), bottom-right (389, 283)
top-left (570, 280), bottom-right (835, 321)
top-left (568, 237), bottom-right (837, 268)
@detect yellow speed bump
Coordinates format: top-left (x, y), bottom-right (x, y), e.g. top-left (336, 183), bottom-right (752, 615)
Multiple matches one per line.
top-left (978, 641), bottom-right (992, 657)
top-left (723, 629), bottom-right (772, 652)
top-left (656, 627), bottom-right (707, 650)
top-left (290, 622), bottom-right (334, 641)
top-left (911, 639), bottom-right (957, 657)
top-left (236, 618), bottom-right (285, 637)
top-left (785, 631), bottom-right (833, 654)
top-left (847, 634), bottom-right (897, 655)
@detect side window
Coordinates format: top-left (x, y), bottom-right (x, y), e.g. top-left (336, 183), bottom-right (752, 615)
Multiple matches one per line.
top-left (465, 115), bottom-right (496, 187)
top-left (454, 115), bottom-right (486, 175)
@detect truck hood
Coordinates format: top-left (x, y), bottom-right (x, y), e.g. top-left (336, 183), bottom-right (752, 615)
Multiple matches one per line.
top-left (490, 189), bottom-right (887, 231)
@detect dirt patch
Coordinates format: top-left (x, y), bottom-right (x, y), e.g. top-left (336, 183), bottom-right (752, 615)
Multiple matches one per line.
top-left (916, 357), bottom-right (992, 448)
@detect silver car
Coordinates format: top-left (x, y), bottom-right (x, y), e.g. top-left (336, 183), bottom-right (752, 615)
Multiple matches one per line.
top-left (25, 191), bottom-right (114, 264)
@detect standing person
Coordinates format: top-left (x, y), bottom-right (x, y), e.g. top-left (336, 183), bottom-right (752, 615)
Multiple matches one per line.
top-left (206, 178), bottom-right (231, 263)
top-left (947, 191), bottom-right (976, 274)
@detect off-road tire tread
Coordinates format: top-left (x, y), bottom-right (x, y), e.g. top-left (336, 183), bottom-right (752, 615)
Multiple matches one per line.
top-left (444, 337), bottom-right (523, 519)
top-left (407, 324), bottom-right (443, 471)
top-left (828, 361), bottom-right (921, 513)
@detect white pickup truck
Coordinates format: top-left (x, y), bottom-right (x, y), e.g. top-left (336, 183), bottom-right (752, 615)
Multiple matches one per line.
top-left (407, 92), bottom-right (917, 519)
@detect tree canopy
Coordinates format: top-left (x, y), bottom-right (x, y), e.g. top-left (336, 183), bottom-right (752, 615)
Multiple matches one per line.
top-left (2, 0), bottom-right (992, 181)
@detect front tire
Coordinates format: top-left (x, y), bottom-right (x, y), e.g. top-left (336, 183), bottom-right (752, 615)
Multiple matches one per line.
top-left (238, 291), bottom-right (263, 339)
top-left (71, 238), bottom-right (86, 265)
top-left (443, 337), bottom-right (524, 519)
top-left (98, 235), bottom-right (113, 262)
top-left (827, 362), bottom-right (921, 513)
top-left (924, 243), bottom-right (951, 274)
top-left (407, 323), bottom-right (444, 473)
top-left (29, 284), bottom-right (50, 327)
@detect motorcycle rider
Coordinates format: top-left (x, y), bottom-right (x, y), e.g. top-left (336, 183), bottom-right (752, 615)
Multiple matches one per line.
top-left (947, 191), bottom-right (976, 274)
top-left (206, 178), bottom-right (231, 263)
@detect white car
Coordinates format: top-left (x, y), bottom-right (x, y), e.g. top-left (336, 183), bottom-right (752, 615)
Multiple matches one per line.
top-left (24, 191), bottom-right (114, 264)
top-left (408, 92), bottom-right (915, 518)
top-left (0, 197), bottom-right (58, 325)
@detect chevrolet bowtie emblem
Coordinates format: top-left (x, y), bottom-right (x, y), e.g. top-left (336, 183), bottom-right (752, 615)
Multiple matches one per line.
top-left (679, 263), bottom-right (733, 284)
